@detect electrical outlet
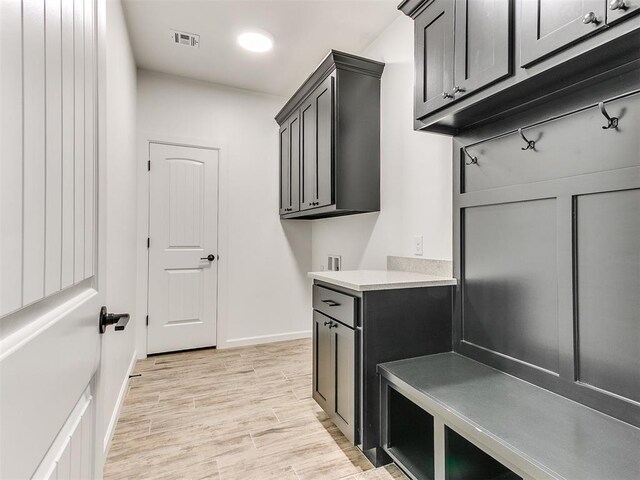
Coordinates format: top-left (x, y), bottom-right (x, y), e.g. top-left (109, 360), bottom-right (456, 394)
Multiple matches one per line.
top-left (328, 254), bottom-right (342, 271)
top-left (414, 236), bottom-right (423, 256)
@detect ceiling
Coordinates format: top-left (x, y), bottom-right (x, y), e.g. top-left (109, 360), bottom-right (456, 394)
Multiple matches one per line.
top-left (122, 0), bottom-right (401, 97)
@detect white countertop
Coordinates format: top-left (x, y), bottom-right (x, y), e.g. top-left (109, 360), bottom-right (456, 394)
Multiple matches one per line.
top-left (307, 269), bottom-right (457, 292)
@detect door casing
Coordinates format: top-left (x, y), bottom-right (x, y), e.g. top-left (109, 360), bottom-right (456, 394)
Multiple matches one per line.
top-left (136, 136), bottom-right (227, 357)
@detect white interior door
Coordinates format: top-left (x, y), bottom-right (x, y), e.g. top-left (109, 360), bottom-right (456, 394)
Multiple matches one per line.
top-left (0, 0), bottom-right (106, 478)
top-left (148, 143), bottom-right (219, 354)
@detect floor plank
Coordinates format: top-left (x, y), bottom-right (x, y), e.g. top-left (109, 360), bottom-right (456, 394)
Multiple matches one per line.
top-left (104, 339), bottom-right (409, 480)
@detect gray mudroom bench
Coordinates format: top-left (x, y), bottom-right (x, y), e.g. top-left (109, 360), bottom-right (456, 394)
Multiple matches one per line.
top-left (378, 353), bottom-right (640, 480)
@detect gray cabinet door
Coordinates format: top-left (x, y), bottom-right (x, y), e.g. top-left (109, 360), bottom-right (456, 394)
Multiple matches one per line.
top-left (520, 0), bottom-right (606, 67)
top-left (331, 320), bottom-right (355, 444)
top-left (315, 75), bottom-right (334, 209)
top-left (278, 122), bottom-right (290, 215)
top-left (279, 113), bottom-right (300, 215)
top-left (313, 311), bottom-right (333, 413)
top-left (300, 97), bottom-right (316, 211)
top-left (300, 75), bottom-right (334, 210)
top-left (414, 0), bottom-right (455, 119)
top-left (606, 0), bottom-right (640, 24)
top-left (288, 113), bottom-right (300, 213)
top-left (454, 0), bottom-right (511, 98)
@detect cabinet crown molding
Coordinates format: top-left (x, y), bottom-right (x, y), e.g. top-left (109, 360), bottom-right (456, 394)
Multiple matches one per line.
top-left (275, 49), bottom-right (384, 125)
top-left (398, 0), bottom-right (434, 18)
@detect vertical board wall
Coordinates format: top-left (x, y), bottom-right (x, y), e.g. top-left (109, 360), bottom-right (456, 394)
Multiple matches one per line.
top-left (0, 0), bottom-right (97, 318)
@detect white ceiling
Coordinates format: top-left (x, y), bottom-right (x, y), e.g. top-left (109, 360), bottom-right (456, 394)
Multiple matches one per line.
top-left (122, 0), bottom-right (401, 97)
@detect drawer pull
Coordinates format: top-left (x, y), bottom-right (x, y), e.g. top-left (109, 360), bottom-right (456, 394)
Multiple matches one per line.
top-left (518, 128), bottom-right (536, 151)
top-left (324, 321), bottom-right (331, 326)
top-left (599, 102), bottom-right (619, 129)
top-left (322, 299), bottom-right (341, 307)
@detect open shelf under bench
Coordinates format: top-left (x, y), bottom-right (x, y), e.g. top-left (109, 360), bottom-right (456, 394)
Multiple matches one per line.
top-left (379, 353), bottom-right (640, 480)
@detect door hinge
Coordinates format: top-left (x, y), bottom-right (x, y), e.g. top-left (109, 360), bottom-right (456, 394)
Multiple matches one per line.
top-left (148, 160), bottom-right (151, 171)
top-left (146, 315), bottom-right (149, 326)
top-left (147, 237), bottom-right (150, 249)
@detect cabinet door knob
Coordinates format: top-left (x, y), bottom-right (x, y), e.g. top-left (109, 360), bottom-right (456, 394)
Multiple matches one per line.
top-left (609, 0), bottom-right (627, 10)
top-left (324, 321), bottom-right (331, 326)
top-left (453, 86), bottom-right (465, 94)
top-left (442, 91), bottom-right (453, 99)
top-left (582, 11), bottom-right (600, 24)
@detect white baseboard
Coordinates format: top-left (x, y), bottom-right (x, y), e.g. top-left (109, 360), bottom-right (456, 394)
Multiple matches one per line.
top-left (103, 351), bottom-right (137, 455)
top-left (220, 330), bottom-right (311, 349)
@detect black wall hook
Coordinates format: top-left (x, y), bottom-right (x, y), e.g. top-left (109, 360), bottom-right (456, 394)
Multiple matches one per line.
top-left (463, 146), bottom-right (478, 165)
top-left (518, 128), bottom-right (536, 151)
top-left (599, 102), bottom-right (619, 129)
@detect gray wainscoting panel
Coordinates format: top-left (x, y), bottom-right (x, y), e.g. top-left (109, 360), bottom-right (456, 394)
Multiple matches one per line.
top-left (576, 188), bottom-right (640, 403)
top-left (463, 94), bottom-right (640, 193)
top-left (463, 199), bottom-right (559, 373)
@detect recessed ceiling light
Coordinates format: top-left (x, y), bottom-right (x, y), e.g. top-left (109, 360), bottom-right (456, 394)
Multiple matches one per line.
top-left (238, 31), bottom-right (273, 53)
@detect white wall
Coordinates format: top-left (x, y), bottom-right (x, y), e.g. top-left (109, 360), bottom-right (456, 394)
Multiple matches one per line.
top-left (311, 17), bottom-right (453, 271)
top-left (136, 70), bottom-right (312, 352)
top-left (102, 0), bottom-right (138, 453)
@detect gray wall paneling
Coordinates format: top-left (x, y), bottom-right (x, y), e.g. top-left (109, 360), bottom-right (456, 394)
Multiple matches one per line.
top-left (453, 86), bottom-right (640, 427)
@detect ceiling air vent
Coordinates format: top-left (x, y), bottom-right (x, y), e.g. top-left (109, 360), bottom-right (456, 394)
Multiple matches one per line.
top-left (169, 30), bottom-right (200, 48)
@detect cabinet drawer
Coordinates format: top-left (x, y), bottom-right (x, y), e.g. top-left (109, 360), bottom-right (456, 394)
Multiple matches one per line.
top-left (313, 285), bottom-right (357, 328)
top-left (462, 93), bottom-right (640, 193)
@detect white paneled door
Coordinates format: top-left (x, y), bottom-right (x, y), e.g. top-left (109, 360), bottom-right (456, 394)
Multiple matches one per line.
top-left (148, 144), bottom-right (219, 354)
top-left (0, 0), bottom-right (106, 478)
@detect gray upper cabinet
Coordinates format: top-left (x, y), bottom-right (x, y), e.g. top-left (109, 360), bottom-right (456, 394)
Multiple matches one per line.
top-left (400, 0), bottom-right (640, 132)
top-left (520, 0), bottom-right (606, 67)
top-left (454, 0), bottom-right (512, 97)
top-left (276, 51), bottom-right (384, 219)
top-left (415, 0), bottom-right (455, 118)
top-left (279, 113), bottom-right (300, 215)
top-left (411, 0), bottom-right (511, 120)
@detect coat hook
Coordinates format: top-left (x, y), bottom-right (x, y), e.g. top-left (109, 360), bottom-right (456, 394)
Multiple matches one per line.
top-left (463, 146), bottom-right (477, 166)
top-left (518, 128), bottom-right (536, 151)
top-left (599, 101), bottom-right (618, 129)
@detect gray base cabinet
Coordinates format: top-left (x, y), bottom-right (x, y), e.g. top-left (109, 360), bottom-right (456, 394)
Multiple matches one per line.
top-left (311, 282), bottom-right (454, 466)
top-left (276, 51), bottom-right (384, 219)
top-left (312, 310), bottom-right (356, 443)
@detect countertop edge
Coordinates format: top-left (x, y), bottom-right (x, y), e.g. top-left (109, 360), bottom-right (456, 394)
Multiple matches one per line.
top-left (307, 272), bottom-right (458, 291)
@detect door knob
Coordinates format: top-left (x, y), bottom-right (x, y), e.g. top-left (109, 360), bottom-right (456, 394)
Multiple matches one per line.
top-left (453, 86), bottom-right (465, 94)
top-left (582, 11), bottom-right (600, 24)
top-left (99, 306), bottom-right (130, 334)
top-left (442, 91), bottom-right (454, 99)
top-left (200, 254), bottom-right (215, 261)
top-left (609, 0), bottom-right (627, 10)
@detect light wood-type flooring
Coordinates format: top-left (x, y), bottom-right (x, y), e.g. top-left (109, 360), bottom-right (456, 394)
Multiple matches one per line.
top-left (104, 338), bottom-right (408, 480)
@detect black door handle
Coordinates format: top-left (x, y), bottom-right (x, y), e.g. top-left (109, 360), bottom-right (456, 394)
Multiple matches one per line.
top-left (200, 254), bottom-right (215, 261)
top-left (99, 306), bottom-right (130, 334)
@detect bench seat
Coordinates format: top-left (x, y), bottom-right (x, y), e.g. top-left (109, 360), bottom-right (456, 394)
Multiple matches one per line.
top-left (378, 353), bottom-right (640, 480)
